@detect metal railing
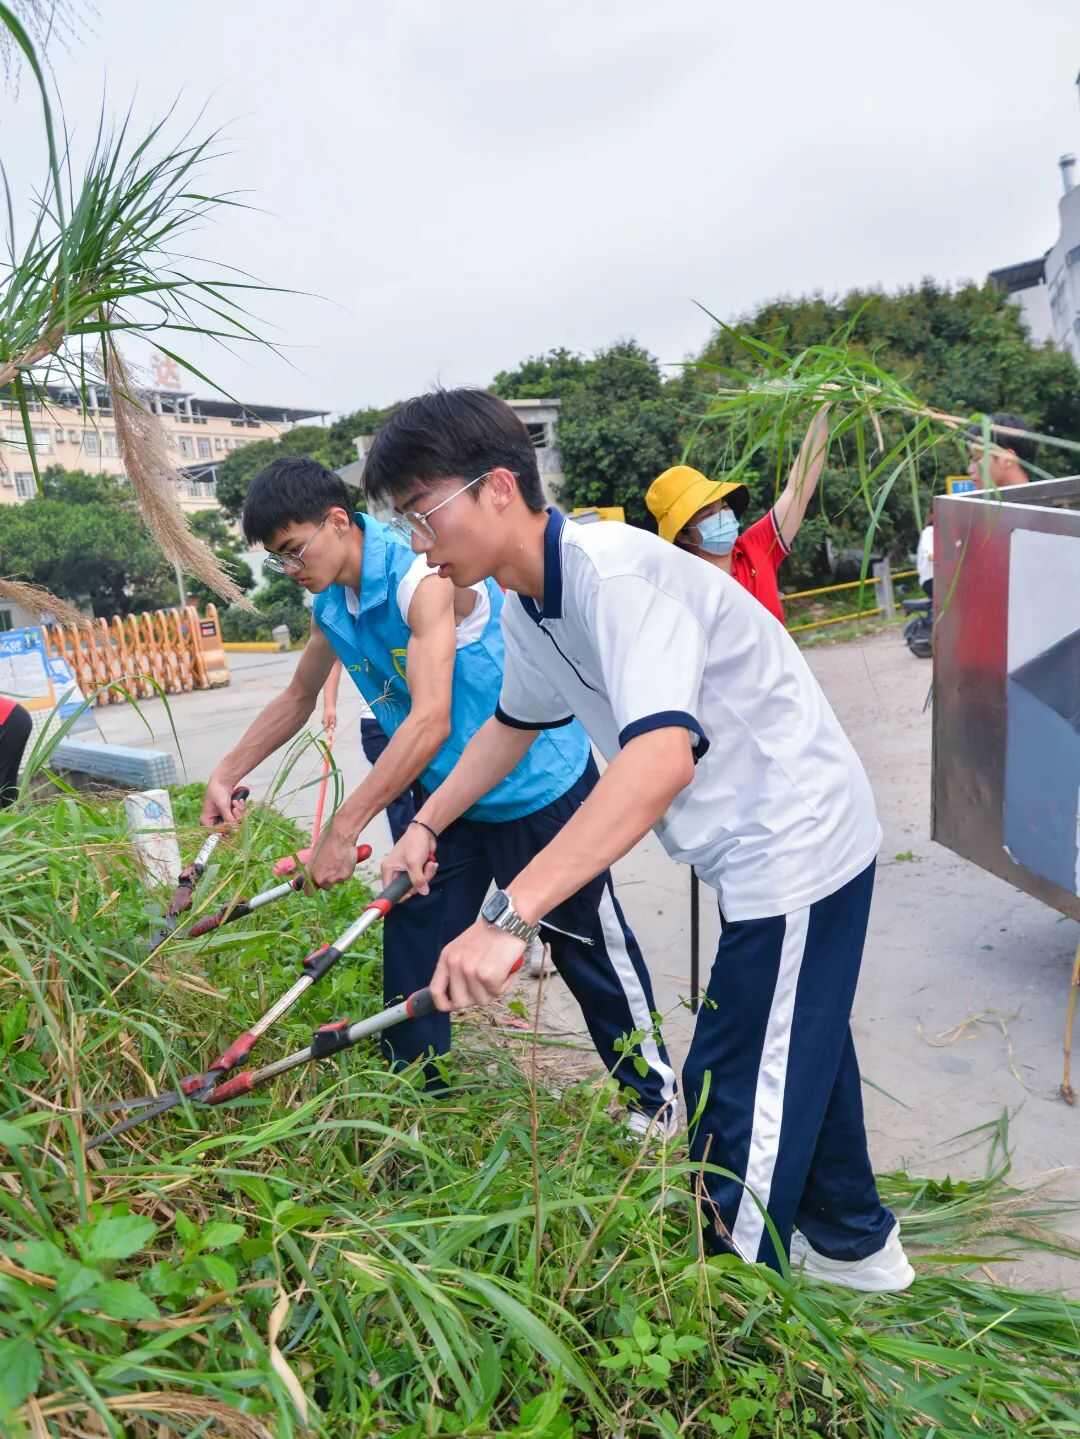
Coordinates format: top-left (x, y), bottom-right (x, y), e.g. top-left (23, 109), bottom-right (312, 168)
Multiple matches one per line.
top-left (783, 559), bottom-right (918, 635)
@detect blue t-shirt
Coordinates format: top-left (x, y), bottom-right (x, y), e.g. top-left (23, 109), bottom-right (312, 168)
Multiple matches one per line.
top-left (313, 515), bottom-right (590, 822)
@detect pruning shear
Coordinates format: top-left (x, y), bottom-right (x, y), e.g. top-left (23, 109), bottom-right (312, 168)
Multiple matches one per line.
top-left (143, 786), bottom-right (249, 956)
top-left (88, 868), bottom-right (413, 1149)
top-left (181, 844), bottom-right (372, 941)
top-left (104, 948), bottom-right (528, 1122)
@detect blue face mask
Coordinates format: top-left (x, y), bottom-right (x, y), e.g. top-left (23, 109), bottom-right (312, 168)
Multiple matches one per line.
top-left (692, 508), bottom-right (740, 556)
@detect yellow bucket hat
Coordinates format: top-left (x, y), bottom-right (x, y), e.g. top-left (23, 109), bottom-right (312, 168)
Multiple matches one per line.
top-left (646, 465), bottom-right (750, 544)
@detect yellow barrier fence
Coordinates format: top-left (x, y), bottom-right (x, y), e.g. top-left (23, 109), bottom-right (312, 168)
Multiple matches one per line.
top-left (46, 604), bottom-right (229, 704)
top-left (783, 569), bottom-right (918, 636)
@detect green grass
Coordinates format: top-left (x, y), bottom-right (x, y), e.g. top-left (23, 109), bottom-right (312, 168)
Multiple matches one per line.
top-left (2, 780), bottom-right (1080, 1437)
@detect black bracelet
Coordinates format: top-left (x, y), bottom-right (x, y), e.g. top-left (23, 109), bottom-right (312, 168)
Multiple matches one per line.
top-left (409, 818), bottom-right (439, 842)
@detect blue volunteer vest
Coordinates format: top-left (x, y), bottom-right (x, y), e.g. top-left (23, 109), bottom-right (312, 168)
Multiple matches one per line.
top-left (312, 515), bottom-right (590, 822)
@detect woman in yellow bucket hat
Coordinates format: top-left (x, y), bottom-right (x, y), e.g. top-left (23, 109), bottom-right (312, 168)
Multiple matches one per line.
top-left (646, 406), bottom-right (830, 623)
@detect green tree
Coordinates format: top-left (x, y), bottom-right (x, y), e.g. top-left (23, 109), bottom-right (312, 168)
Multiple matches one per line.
top-left (218, 573), bottom-right (311, 644)
top-left (213, 426), bottom-right (331, 519)
top-left (678, 280), bottom-right (1080, 582)
top-left (0, 468), bottom-right (175, 615)
top-left (213, 409), bottom-right (395, 519)
top-left (494, 341), bottom-right (680, 525)
top-left (492, 348), bottom-right (590, 400)
top-left (318, 404), bottom-right (396, 468)
top-left (187, 508), bottom-right (254, 608)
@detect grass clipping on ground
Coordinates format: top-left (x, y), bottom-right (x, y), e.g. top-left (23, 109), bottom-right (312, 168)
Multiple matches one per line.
top-left (2, 786), bottom-right (1080, 1439)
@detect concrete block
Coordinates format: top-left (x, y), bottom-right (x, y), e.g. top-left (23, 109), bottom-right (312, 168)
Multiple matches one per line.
top-left (52, 739), bottom-right (177, 789)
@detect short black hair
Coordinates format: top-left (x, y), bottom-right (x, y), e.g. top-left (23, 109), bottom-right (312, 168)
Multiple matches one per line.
top-left (242, 457), bottom-right (354, 545)
top-left (362, 388), bottom-right (545, 512)
top-left (966, 412), bottom-right (1038, 466)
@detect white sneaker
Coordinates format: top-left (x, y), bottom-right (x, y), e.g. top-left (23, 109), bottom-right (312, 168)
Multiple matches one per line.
top-left (626, 1105), bottom-right (680, 1144)
top-left (789, 1222), bottom-right (915, 1293)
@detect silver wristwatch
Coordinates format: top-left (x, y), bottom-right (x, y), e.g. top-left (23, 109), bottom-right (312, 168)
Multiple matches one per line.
top-left (480, 889), bottom-right (539, 944)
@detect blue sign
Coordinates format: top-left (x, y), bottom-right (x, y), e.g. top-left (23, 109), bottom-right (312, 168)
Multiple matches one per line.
top-left (0, 626), bottom-right (52, 706)
top-left (46, 655), bottom-right (96, 731)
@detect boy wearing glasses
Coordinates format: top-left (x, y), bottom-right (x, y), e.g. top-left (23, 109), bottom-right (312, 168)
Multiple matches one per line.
top-left (365, 389), bottom-right (913, 1293)
top-left (200, 456), bottom-right (676, 1126)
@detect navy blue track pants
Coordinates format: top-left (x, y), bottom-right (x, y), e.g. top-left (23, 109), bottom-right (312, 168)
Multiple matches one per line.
top-left (684, 861), bottom-right (895, 1269)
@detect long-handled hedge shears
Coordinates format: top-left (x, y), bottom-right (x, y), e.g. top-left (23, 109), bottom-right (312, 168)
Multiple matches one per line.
top-left (87, 869), bottom-right (413, 1148)
top-left (143, 786), bottom-right (249, 956)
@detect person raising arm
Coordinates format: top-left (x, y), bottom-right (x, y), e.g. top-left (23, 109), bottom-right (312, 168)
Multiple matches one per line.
top-left (646, 404), bottom-right (830, 622)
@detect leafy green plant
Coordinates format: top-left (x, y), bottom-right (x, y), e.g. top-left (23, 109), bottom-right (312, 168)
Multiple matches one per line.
top-left (599, 1313), bottom-right (706, 1385)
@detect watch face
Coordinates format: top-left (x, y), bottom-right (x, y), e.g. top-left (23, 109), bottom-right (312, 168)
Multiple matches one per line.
top-left (481, 890), bottom-right (510, 923)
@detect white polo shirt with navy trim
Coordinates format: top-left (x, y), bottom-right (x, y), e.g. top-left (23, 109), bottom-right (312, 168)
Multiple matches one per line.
top-left (496, 509), bottom-right (881, 920)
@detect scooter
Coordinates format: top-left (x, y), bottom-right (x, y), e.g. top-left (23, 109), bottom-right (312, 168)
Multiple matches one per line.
top-left (901, 597), bottom-right (933, 659)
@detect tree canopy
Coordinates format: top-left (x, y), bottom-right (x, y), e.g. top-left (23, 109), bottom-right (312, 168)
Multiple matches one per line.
top-left (494, 283), bottom-right (1080, 584)
top-left (213, 407), bottom-right (395, 519)
top-left (0, 467), bottom-right (177, 616)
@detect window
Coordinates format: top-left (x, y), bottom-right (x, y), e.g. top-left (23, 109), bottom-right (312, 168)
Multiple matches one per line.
top-left (164, 432), bottom-right (177, 451)
top-left (67, 429), bottom-right (79, 444)
top-left (214, 436), bottom-right (223, 450)
top-left (102, 431), bottom-right (119, 458)
top-left (179, 436), bottom-right (194, 458)
top-left (525, 422), bottom-right (548, 449)
top-left (0, 609), bottom-right (12, 633)
top-left (55, 427), bottom-right (65, 444)
top-left (3, 425), bottom-right (50, 453)
top-left (83, 431), bottom-right (99, 456)
top-left (14, 471), bottom-right (36, 498)
top-left (197, 437), bottom-right (211, 458)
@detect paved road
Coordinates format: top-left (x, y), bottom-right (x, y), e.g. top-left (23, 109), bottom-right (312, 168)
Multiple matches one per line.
top-left (95, 633), bottom-right (1080, 1289)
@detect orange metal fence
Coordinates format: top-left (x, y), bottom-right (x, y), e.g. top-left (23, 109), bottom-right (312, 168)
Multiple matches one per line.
top-left (45, 604), bottom-right (229, 705)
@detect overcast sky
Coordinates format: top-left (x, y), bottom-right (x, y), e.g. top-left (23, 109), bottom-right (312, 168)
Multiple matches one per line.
top-left (5, 0), bottom-right (1080, 417)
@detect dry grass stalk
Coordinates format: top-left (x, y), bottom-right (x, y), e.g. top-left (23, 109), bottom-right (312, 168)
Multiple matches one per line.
top-left (29, 1393), bottom-right (274, 1439)
top-left (0, 577), bottom-right (91, 628)
top-left (103, 341), bottom-right (256, 612)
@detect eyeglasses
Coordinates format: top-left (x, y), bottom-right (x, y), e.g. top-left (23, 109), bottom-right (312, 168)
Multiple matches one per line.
top-left (263, 515), bottom-right (330, 576)
top-left (389, 470), bottom-right (506, 545)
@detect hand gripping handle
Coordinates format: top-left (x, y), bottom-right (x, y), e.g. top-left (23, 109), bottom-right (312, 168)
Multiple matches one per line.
top-left (272, 842), bottom-right (373, 878)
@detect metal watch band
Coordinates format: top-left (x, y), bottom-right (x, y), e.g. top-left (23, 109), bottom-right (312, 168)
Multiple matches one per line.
top-left (487, 896), bottom-right (539, 945)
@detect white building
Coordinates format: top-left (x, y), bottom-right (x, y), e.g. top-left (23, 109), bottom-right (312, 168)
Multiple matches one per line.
top-left (0, 352), bottom-right (327, 513)
top-left (989, 75), bottom-right (1080, 362)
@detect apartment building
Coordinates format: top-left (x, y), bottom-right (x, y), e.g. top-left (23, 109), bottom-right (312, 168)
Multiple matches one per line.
top-left (0, 359), bottom-right (327, 513)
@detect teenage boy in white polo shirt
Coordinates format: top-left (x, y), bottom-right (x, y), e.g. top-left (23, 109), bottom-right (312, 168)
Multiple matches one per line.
top-left (363, 388), bottom-right (915, 1293)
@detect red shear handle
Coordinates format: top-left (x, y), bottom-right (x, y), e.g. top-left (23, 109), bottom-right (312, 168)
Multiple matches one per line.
top-left (206, 1070), bottom-right (255, 1104)
top-left (363, 869), bottom-right (414, 918)
top-left (208, 1030), bottom-right (257, 1073)
top-left (272, 843), bottom-right (373, 878)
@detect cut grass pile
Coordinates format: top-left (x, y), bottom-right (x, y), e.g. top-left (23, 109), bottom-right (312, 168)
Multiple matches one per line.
top-left (2, 784), bottom-right (1079, 1437)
